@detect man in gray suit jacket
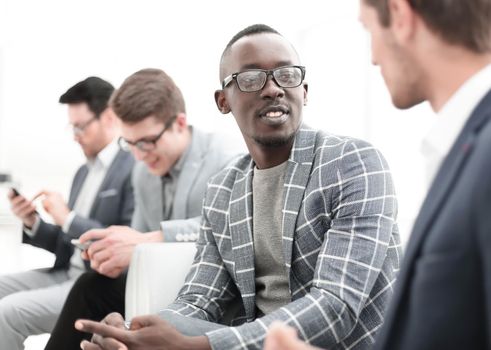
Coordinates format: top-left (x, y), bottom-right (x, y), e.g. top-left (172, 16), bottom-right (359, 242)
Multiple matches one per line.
top-left (45, 68), bottom-right (243, 349)
top-left (1, 77), bottom-right (134, 349)
top-left (78, 25), bottom-right (401, 350)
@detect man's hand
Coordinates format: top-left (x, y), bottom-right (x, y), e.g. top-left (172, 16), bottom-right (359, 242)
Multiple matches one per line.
top-left (76, 314), bottom-right (211, 350)
top-left (80, 226), bottom-right (163, 278)
top-left (264, 323), bottom-right (320, 350)
top-left (8, 190), bottom-right (37, 228)
top-left (34, 190), bottom-right (70, 226)
top-left (76, 312), bottom-right (128, 350)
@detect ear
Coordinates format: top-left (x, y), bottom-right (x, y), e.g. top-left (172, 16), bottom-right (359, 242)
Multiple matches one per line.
top-left (99, 108), bottom-right (116, 126)
top-left (214, 90), bottom-right (231, 114)
top-left (302, 82), bottom-right (309, 106)
top-left (174, 113), bottom-right (188, 131)
top-left (389, 0), bottom-right (417, 44)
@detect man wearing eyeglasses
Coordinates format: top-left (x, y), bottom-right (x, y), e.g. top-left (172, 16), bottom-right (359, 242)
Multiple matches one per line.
top-left (44, 68), bottom-right (244, 349)
top-left (77, 24), bottom-right (401, 350)
top-left (1, 77), bottom-right (135, 349)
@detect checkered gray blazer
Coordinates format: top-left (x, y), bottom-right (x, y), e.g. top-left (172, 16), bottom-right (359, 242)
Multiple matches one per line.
top-left (164, 126), bottom-right (402, 349)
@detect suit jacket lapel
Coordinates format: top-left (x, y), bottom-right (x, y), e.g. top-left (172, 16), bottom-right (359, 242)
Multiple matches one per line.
top-left (69, 166), bottom-right (88, 208)
top-left (89, 150), bottom-right (124, 216)
top-left (281, 126), bottom-right (316, 276)
top-left (229, 158), bottom-right (256, 321)
top-left (172, 128), bottom-right (205, 220)
top-left (377, 89), bottom-right (491, 345)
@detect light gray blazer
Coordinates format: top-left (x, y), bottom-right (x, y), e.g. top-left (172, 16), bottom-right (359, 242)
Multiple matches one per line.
top-left (131, 127), bottom-right (243, 242)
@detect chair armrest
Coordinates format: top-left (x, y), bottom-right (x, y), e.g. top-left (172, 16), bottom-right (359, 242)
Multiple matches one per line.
top-left (125, 242), bottom-right (197, 319)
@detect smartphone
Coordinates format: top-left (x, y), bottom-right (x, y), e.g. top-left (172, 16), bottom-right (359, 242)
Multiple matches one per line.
top-left (71, 239), bottom-right (92, 251)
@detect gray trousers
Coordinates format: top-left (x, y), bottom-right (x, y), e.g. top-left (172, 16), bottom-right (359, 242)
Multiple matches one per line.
top-left (0, 268), bottom-right (83, 350)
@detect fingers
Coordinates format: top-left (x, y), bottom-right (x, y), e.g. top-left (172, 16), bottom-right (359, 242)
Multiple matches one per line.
top-left (103, 312), bottom-right (126, 327)
top-left (90, 247), bottom-right (113, 271)
top-left (98, 264), bottom-right (124, 278)
top-left (80, 228), bottom-right (111, 243)
top-left (80, 340), bottom-right (103, 350)
top-left (75, 319), bottom-right (130, 343)
top-left (12, 199), bottom-right (36, 217)
top-left (81, 338), bottom-right (128, 350)
top-left (129, 314), bottom-right (163, 329)
top-left (9, 195), bottom-right (37, 223)
top-left (265, 323), bottom-right (304, 350)
top-left (32, 190), bottom-right (49, 200)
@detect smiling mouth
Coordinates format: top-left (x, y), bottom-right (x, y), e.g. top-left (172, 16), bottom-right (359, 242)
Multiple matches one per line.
top-left (259, 107), bottom-right (289, 126)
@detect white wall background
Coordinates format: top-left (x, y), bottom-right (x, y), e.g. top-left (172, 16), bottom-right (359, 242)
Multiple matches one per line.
top-left (0, 0), bottom-right (436, 243)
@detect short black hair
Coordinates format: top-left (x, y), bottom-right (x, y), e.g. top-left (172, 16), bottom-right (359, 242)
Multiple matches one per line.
top-left (224, 24), bottom-right (280, 53)
top-left (59, 77), bottom-right (115, 118)
top-left (220, 24), bottom-right (282, 80)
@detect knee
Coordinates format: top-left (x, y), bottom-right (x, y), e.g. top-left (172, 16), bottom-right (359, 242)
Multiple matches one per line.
top-left (70, 272), bottom-right (122, 300)
top-left (0, 295), bottom-right (22, 327)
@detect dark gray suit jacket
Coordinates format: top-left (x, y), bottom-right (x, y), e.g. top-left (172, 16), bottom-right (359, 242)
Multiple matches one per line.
top-left (374, 89), bottom-right (491, 349)
top-left (23, 149), bottom-right (135, 269)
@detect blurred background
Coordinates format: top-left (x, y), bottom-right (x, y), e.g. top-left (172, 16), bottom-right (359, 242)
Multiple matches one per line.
top-left (0, 0), bottom-right (435, 272)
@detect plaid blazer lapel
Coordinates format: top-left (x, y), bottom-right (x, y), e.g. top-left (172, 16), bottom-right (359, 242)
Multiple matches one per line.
top-left (229, 158), bottom-right (256, 321)
top-left (282, 126), bottom-right (316, 277)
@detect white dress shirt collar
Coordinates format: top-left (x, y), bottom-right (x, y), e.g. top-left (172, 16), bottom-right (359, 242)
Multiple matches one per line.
top-left (87, 138), bottom-right (120, 170)
top-left (421, 63), bottom-right (491, 186)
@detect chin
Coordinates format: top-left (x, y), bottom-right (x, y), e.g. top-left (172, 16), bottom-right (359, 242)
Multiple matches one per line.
top-left (147, 167), bottom-right (162, 176)
top-left (253, 133), bottom-right (295, 148)
top-left (392, 94), bottom-right (425, 110)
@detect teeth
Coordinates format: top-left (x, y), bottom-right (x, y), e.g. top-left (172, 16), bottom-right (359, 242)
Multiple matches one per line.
top-left (265, 111), bottom-right (284, 117)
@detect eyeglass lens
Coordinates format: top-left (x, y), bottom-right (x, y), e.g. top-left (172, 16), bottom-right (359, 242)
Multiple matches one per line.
top-left (237, 66), bottom-right (303, 91)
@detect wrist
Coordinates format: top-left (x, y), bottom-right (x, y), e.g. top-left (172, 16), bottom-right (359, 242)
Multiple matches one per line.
top-left (56, 210), bottom-right (70, 226)
top-left (144, 230), bottom-right (164, 243)
top-left (24, 214), bottom-right (38, 229)
top-left (181, 335), bottom-right (210, 350)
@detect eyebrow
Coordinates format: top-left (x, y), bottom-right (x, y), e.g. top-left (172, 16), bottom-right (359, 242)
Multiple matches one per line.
top-left (124, 132), bottom-right (161, 144)
top-left (239, 61), bottom-right (294, 71)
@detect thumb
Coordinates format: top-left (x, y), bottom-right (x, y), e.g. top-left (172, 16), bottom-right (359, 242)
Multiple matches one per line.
top-left (80, 228), bottom-right (110, 242)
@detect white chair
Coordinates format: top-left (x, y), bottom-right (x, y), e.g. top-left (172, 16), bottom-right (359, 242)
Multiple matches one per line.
top-left (125, 242), bottom-right (197, 319)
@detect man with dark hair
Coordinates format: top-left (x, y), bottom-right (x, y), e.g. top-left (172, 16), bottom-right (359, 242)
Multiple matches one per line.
top-left (1, 77), bottom-right (135, 349)
top-left (264, 0), bottom-right (491, 349)
top-left (77, 24), bottom-right (401, 350)
top-left (44, 68), bottom-right (243, 349)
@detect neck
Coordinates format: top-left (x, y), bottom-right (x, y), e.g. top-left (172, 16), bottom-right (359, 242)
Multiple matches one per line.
top-left (247, 140), bottom-right (293, 170)
top-left (422, 47), bottom-right (491, 112)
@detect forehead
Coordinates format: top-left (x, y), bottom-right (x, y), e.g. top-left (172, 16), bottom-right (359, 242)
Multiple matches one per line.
top-left (359, 0), bottom-right (380, 29)
top-left (222, 33), bottom-right (300, 76)
top-left (68, 102), bottom-right (93, 122)
top-left (120, 115), bottom-right (163, 140)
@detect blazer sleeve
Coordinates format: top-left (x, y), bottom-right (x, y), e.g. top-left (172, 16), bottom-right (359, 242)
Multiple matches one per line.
top-left (160, 216), bottom-right (201, 242)
top-left (22, 219), bottom-right (64, 254)
top-left (161, 211), bottom-right (239, 322)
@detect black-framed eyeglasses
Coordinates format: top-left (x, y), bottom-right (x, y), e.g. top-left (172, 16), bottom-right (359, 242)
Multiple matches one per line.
top-left (221, 65), bottom-right (306, 92)
top-left (69, 117), bottom-right (98, 135)
top-left (118, 115), bottom-right (177, 152)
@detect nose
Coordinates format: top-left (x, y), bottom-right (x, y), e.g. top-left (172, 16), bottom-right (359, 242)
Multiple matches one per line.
top-left (131, 147), bottom-right (148, 161)
top-left (260, 75), bottom-right (285, 100)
